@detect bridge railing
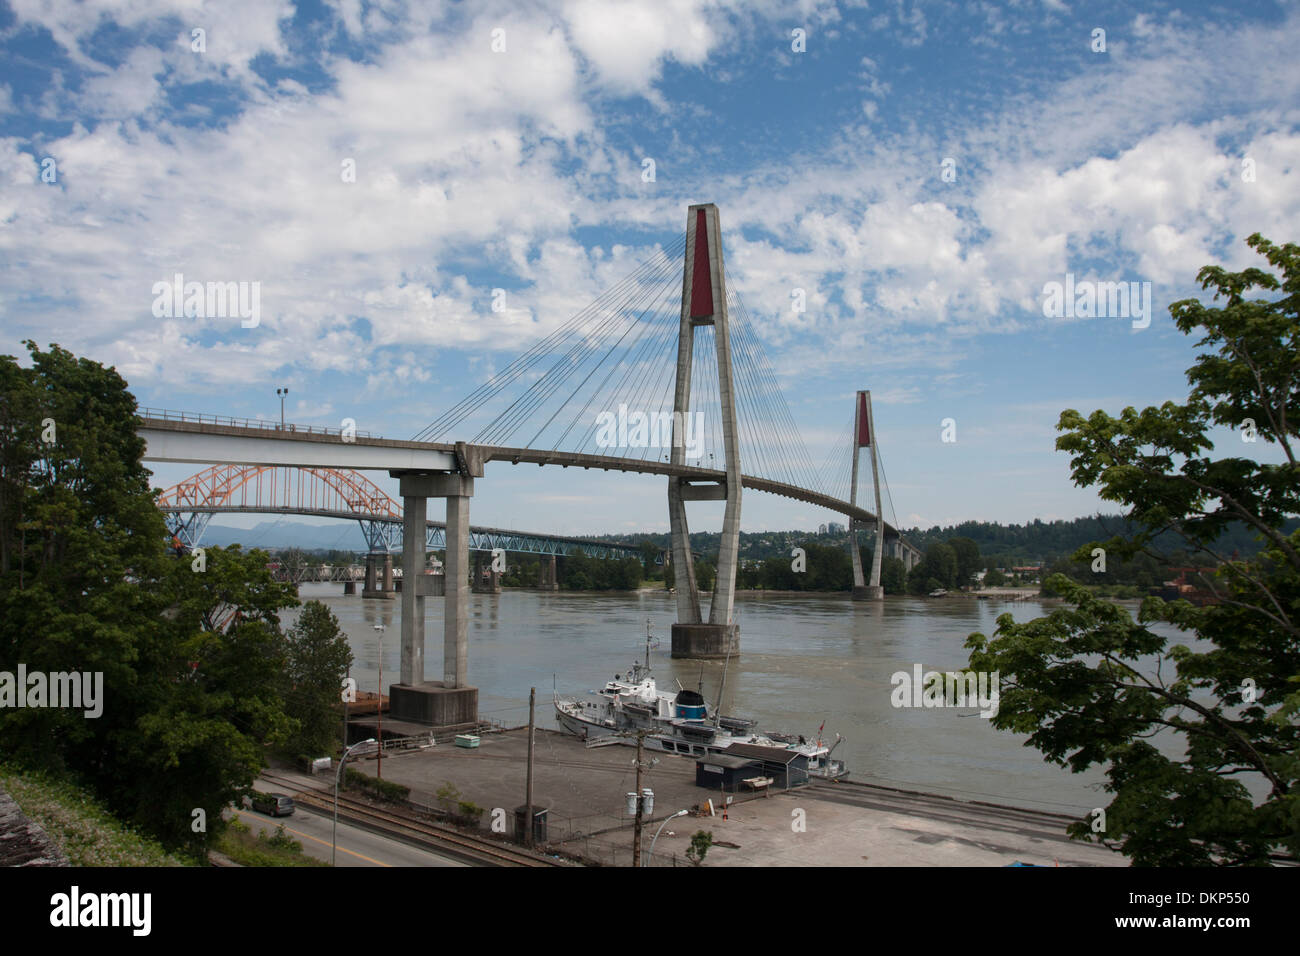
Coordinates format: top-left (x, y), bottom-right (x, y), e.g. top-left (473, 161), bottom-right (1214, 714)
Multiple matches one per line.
top-left (138, 407), bottom-right (374, 440)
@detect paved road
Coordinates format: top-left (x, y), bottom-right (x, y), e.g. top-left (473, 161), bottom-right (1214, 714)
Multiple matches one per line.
top-left (232, 784), bottom-right (469, 868)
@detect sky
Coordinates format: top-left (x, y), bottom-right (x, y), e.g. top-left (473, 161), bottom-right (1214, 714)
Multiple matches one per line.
top-left (1, 0), bottom-right (1296, 542)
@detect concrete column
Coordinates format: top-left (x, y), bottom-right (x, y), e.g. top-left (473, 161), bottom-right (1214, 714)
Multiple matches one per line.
top-left (667, 480), bottom-right (700, 621)
top-left (445, 492), bottom-right (470, 687)
top-left (538, 554), bottom-right (558, 590)
top-left (388, 469), bottom-right (479, 728)
top-left (865, 391), bottom-right (885, 598)
top-left (849, 393), bottom-right (866, 598)
top-left (365, 554), bottom-right (377, 592)
top-left (382, 552), bottom-right (394, 593)
top-left (400, 495), bottom-right (427, 686)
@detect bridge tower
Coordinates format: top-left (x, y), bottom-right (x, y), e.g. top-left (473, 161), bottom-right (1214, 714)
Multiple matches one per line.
top-left (850, 390), bottom-right (886, 600)
top-left (668, 204), bottom-right (742, 659)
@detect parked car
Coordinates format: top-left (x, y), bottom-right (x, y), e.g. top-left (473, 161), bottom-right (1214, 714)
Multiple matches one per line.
top-left (241, 792), bottom-right (295, 817)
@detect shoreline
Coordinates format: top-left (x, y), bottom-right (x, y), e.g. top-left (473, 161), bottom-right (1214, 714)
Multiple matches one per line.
top-left (490, 584), bottom-right (1053, 599)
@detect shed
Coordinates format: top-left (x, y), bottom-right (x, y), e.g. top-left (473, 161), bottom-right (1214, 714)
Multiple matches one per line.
top-left (720, 742), bottom-right (811, 788)
top-left (695, 753), bottom-right (762, 791)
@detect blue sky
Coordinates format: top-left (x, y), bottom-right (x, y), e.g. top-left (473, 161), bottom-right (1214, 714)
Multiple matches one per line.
top-left (1, 0), bottom-right (1296, 538)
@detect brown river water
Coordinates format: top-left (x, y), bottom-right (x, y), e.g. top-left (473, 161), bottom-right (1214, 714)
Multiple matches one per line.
top-left (292, 585), bottom-right (1197, 816)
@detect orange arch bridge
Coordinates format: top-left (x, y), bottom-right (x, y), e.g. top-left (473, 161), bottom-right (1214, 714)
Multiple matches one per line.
top-left (156, 464), bottom-right (643, 559)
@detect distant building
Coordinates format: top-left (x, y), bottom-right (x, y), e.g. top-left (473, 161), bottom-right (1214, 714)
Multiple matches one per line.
top-left (827, 522), bottom-right (845, 535)
top-left (818, 523), bottom-right (828, 534)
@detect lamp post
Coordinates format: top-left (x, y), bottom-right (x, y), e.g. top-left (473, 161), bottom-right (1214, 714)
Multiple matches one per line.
top-left (333, 738), bottom-right (377, 866)
top-left (646, 809), bottom-right (689, 866)
top-left (373, 623), bottom-right (385, 779)
top-left (276, 387), bottom-right (288, 428)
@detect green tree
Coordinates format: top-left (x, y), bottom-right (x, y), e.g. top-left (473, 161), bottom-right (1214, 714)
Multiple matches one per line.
top-left (0, 341), bottom-right (169, 773)
top-left (881, 556), bottom-right (907, 594)
top-left (694, 557), bottom-right (716, 592)
top-left (0, 343), bottom-right (302, 854)
top-left (948, 536), bottom-right (981, 589)
top-left (983, 567), bottom-right (1006, 587)
top-left (908, 542), bottom-right (957, 593)
top-left (284, 601), bottom-right (354, 757)
top-left (142, 544), bottom-right (299, 849)
top-left (966, 234), bottom-right (1300, 865)
top-left (639, 539), bottom-right (661, 576)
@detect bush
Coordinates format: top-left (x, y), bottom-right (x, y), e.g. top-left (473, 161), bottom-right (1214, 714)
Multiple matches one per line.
top-left (457, 800), bottom-right (485, 825)
top-left (343, 767), bottom-right (410, 803)
top-left (687, 830), bottom-right (713, 866)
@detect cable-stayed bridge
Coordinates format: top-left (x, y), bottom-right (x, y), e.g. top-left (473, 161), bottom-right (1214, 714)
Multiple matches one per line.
top-left (139, 203), bottom-right (920, 729)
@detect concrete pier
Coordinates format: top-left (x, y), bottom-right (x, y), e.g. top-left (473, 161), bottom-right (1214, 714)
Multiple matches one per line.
top-left (670, 622), bottom-right (738, 660)
top-left (537, 554), bottom-right (558, 591)
top-left (386, 461), bottom-right (480, 728)
top-left (471, 551), bottom-right (502, 593)
top-left (362, 552), bottom-right (397, 599)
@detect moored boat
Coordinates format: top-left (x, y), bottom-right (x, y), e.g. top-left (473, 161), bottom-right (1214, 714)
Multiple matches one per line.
top-left (553, 621), bottom-right (849, 781)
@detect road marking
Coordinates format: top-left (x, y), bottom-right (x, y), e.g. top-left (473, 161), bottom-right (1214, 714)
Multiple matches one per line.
top-left (234, 810), bottom-right (392, 867)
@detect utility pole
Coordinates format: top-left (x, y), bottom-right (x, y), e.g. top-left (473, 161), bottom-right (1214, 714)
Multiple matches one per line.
top-left (342, 664), bottom-right (350, 750)
top-left (633, 731), bottom-right (645, 867)
top-left (374, 623), bottom-right (385, 779)
top-left (525, 687), bottom-right (536, 847)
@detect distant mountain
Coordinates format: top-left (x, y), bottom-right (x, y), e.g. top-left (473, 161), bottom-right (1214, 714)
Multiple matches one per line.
top-left (199, 520), bottom-right (369, 551)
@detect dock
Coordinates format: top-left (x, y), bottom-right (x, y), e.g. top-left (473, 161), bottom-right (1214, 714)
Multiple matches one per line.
top-left (341, 726), bottom-right (1126, 867)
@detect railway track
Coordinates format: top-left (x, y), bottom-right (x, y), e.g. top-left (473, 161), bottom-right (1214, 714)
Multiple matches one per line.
top-left (260, 770), bottom-right (569, 868)
top-left (809, 777), bottom-right (1091, 846)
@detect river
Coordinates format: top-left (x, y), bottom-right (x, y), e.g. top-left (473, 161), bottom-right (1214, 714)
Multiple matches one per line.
top-left (293, 584), bottom-right (1191, 816)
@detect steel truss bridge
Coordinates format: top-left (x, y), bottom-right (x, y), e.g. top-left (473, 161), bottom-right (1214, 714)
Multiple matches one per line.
top-left (156, 462), bottom-right (646, 559)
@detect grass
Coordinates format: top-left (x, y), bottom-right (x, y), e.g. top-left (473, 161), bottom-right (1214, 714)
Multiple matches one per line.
top-left (0, 764), bottom-right (191, 867)
top-left (216, 817), bottom-right (328, 867)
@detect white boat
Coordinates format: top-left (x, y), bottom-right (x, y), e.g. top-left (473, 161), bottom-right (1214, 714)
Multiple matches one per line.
top-left (553, 621), bottom-right (849, 781)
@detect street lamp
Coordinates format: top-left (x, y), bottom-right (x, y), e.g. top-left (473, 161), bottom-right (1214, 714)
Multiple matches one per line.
top-left (646, 809), bottom-right (689, 867)
top-left (276, 387), bottom-right (288, 428)
top-left (333, 737), bottom-right (377, 866)
top-left (373, 623), bottom-right (385, 779)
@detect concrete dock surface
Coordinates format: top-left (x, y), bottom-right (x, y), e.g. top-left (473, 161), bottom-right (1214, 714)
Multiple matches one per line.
top-left (350, 727), bottom-right (1124, 867)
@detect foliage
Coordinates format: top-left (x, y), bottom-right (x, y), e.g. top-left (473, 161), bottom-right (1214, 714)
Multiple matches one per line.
top-left (283, 601), bottom-right (354, 757)
top-left (686, 829), bottom-right (713, 865)
top-left (456, 800), bottom-right (486, 824)
top-left (343, 767), bottom-right (410, 803)
top-left (907, 541), bottom-right (957, 593)
top-left (0, 763), bottom-right (192, 866)
top-left (560, 551), bottom-right (645, 590)
top-left (264, 823), bottom-right (302, 853)
top-left (0, 342), bottom-right (300, 855)
top-left (966, 234), bottom-right (1300, 865)
top-left (435, 781), bottom-right (461, 815)
top-left (881, 555), bottom-right (907, 594)
top-left (217, 819), bottom-right (326, 867)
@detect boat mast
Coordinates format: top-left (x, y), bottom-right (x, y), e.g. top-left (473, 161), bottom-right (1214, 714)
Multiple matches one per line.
top-left (713, 638), bottom-right (733, 725)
